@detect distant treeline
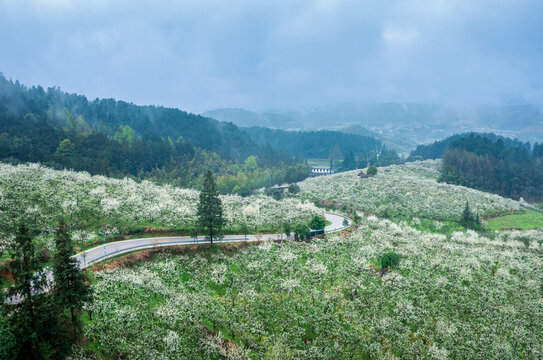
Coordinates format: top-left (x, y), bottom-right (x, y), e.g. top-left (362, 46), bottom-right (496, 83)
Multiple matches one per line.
top-left (243, 126), bottom-right (399, 164)
top-left (407, 132), bottom-right (530, 161)
top-left (438, 134), bottom-right (543, 201)
top-left (0, 74), bottom-right (309, 194)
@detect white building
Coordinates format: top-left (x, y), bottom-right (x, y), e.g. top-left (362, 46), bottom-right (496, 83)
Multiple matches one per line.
top-left (311, 166), bottom-right (335, 176)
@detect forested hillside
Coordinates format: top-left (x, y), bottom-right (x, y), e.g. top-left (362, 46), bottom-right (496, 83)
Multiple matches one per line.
top-left (0, 74), bottom-right (309, 193)
top-left (408, 132), bottom-right (530, 161)
top-left (440, 134), bottom-right (543, 201)
top-left (0, 74), bottom-right (264, 159)
top-left (243, 126), bottom-right (397, 164)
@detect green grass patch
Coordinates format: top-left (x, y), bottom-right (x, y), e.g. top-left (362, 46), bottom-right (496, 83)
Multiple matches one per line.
top-left (325, 220), bottom-right (333, 227)
top-left (486, 209), bottom-right (543, 231)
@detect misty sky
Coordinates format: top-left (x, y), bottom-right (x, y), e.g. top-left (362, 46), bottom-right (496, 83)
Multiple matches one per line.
top-left (1, 0), bottom-right (542, 113)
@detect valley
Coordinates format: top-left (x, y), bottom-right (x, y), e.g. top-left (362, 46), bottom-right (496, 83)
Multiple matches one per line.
top-left (2, 2), bottom-right (543, 358)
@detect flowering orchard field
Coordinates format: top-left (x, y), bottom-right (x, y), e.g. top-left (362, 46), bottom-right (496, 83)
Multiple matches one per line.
top-left (75, 215), bottom-right (543, 359)
top-left (299, 160), bottom-right (529, 221)
top-left (0, 163), bottom-right (321, 253)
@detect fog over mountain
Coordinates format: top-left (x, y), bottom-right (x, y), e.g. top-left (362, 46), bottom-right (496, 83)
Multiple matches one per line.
top-left (1, 0), bottom-right (542, 115)
top-left (205, 104), bottom-right (543, 153)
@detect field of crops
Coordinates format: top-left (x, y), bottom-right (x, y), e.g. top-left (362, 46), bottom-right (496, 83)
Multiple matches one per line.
top-left (74, 214), bottom-right (543, 359)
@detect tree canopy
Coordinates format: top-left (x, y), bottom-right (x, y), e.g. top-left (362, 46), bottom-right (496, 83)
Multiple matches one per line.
top-left (440, 134), bottom-right (543, 201)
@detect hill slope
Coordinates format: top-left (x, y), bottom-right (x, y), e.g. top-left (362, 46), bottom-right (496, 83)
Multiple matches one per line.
top-left (0, 162), bottom-right (322, 254)
top-left (243, 126), bottom-right (384, 159)
top-left (79, 215), bottom-right (543, 359)
top-left (299, 160), bottom-right (528, 222)
top-left (0, 74), bottom-right (272, 160)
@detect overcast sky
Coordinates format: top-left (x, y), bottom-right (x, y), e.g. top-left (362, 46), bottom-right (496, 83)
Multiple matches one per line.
top-left (1, 0), bottom-right (542, 113)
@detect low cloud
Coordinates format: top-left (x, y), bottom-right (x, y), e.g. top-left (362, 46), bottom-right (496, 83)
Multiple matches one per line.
top-left (0, 0), bottom-right (541, 112)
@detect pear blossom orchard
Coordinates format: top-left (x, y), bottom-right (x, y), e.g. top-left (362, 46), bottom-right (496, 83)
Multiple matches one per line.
top-left (0, 162), bottom-right (322, 253)
top-left (299, 160), bottom-right (529, 220)
top-left (74, 215), bottom-right (543, 359)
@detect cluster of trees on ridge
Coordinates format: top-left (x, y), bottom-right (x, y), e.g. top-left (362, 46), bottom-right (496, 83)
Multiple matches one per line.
top-left (243, 126), bottom-right (401, 170)
top-left (407, 132), bottom-right (543, 201)
top-left (243, 126), bottom-right (383, 159)
top-left (407, 132), bottom-right (530, 161)
top-left (440, 134), bottom-right (543, 201)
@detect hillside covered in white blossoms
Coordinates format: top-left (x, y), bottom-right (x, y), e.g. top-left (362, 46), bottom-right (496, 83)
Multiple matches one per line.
top-left (299, 160), bottom-right (529, 221)
top-left (73, 214), bottom-right (543, 359)
top-left (0, 162), bottom-right (322, 253)
top-left (3, 160), bottom-right (543, 360)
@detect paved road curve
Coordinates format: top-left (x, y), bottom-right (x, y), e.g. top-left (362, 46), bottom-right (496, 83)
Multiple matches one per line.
top-left (75, 213), bottom-right (351, 268)
top-left (5, 213), bottom-right (351, 303)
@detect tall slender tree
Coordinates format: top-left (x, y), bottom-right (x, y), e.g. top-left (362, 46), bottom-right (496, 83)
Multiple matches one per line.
top-left (4, 224), bottom-right (54, 359)
top-left (460, 201), bottom-right (481, 230)
top-left (196, 171), bottom-right (225, 246)
top-left (52, 220), bottom-right (92, 341)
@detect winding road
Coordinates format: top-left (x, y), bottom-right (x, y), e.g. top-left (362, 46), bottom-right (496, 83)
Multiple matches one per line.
top-left (75, 213), bottom-right (351, 268)
top-left (5, 213), bottom-right (350, 304)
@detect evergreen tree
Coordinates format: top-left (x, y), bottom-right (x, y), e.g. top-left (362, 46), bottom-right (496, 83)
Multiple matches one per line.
top-left (4, 224), bottom-right (55, 359)
top-left (197, 171), bottom-right (225, 246)
top-left (460, 201), bottom-right (482, 230)
top-left (461, 201), bottom-right (473, 228)
top-left (342, 151), bottom-right (356, 170)
top-left (52, 220), bottom-right (92, 341)
top-left (329, 144), bottom-right (343, 169)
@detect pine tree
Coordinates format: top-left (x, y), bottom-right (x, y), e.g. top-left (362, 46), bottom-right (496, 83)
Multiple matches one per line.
top-left (4, 224), bottom-right (54, 359)
top-left (460, 201), bottom-right (473, 229)
top-left (460, 201), bottom-right (481, 230)
top-left (52, 220), bottom-right (92, 341)
top-left (461, 201), bottom-right (473, 225)
top-left (197, 171), bottom-right (225, 246)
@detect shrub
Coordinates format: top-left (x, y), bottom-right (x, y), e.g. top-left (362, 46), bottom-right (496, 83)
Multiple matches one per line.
top-left (366, 166), bottom-right (378, 175)
top-left (283, 221), bottom-right (291, 238)
top-left (381, 251), bottom-right (400, 274)
top-left (309, 215), bottom-right (326, 230)
top-left (288, 184), bottom-right (301, 194)
top-left (0, 316), bottom-right (17, 360)
top-left (294, 223), bottom-right (310, 240)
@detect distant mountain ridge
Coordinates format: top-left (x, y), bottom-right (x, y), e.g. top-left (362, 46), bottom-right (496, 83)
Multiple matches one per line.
top-left (204, 103), bottom-right (543, 152)
top-left (203, 108), bottom-right (302, 129)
